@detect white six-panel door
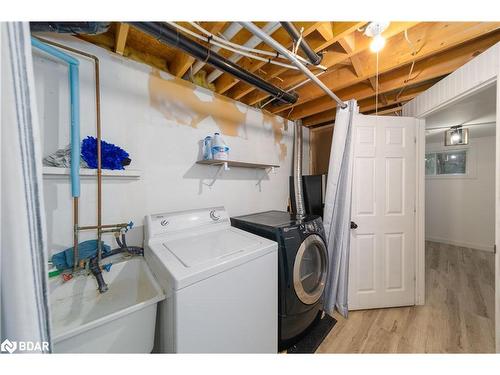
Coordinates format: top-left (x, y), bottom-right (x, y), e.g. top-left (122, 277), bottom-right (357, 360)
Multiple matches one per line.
top-left (348, 114), bottom-right (417, 310)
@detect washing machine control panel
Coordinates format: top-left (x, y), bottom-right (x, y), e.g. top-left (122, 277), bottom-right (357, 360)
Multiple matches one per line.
top-left (147, 206), bottom-right (230, 238)
top-left (299, 218), bottom-right (325, 239)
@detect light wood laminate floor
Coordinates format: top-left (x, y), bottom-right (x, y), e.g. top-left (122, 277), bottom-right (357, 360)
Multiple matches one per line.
top-left (316, 242), bottom-right (495, 353)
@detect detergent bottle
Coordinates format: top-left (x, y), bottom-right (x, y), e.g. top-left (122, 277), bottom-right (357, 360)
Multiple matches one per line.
top-left (211, 133), bottom-right (230, 161)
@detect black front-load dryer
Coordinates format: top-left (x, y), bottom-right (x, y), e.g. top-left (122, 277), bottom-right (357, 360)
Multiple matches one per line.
top-left (230, 210), bottom-right (328, 350)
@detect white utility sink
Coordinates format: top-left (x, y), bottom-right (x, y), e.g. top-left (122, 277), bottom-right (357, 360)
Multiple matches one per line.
top-left (50, 257), bottom-right (165, 353)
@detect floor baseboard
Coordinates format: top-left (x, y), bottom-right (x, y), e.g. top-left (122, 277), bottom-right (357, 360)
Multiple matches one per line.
top-left (425, 237), bottom-right (494, 252)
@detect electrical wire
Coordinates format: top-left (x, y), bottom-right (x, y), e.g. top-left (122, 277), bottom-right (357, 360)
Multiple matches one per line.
top-left (260, 70), bottom-right (328, 108)
top-left (188, 21), bottom-right (327, 70)
top-left (395, 29), bottom-right (417, 101)
top-left (292, 27), bottom-right (304, 55)
top-left (167, 22), bottom-right (301, 71)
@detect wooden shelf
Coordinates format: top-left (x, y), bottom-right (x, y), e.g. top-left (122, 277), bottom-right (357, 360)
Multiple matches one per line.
top-left (196, 159), bottom-right (279, 169)
top-left (42, 167), bottom-right (142, 179)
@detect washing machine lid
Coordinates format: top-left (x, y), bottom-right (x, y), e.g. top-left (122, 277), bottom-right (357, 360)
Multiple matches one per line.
top-left (150, 228), bottom-right (276, 290)
top-left (165, 228), bottom-right (258, 267)
top-left (146, 207), bottom-right (277, 290)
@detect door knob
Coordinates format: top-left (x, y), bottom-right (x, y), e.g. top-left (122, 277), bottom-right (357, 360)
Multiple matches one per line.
top-left (350, 221), bottom-right (358, 229)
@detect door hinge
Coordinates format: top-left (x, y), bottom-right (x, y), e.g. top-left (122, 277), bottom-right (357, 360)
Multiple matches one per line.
top-left (495, 244), bottom-right (497, 254)
top-left (414, 137), bottom-right (417, 144)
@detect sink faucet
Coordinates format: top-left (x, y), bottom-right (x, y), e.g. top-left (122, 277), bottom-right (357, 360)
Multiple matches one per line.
top-left (89, 232), bottom-right (144, 293)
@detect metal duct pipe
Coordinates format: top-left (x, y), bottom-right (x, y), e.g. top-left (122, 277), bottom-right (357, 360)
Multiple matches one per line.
top-left (30, 22), bottom-right (111, 35)
top-left (129, 22), bottom-right (298, 105)
top-left (241, 22), bottom-right (347, 109)
top-left (294, 120), bottom-right (305, 220)
top-left (280, 22), bottom-right (322, 65)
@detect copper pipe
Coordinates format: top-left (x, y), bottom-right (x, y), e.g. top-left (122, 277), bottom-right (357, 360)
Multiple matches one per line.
top-left (78, 223), bottom-right (128, 231)
top-left (100, 228), bottom-right (125, 234)
top-left (96, 58), bottom-right (103, 263)
top-left (73, 197), bottom-right (79, 271)
top-left (36, 38), bottom-right (104, 269)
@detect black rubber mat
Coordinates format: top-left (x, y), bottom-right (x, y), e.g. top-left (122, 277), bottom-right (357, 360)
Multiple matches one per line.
top-left (286, 314), bottom-right (337, 354)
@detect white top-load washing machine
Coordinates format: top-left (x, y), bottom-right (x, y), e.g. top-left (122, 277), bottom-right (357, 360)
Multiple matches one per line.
top-left (145, 206), bottom-right (278, 353)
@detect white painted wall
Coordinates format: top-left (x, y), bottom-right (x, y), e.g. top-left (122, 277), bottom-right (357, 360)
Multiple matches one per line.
top-left (32, 35), bottom-right (309, 256)
top-left (425, 136), bottom-right (495, 251)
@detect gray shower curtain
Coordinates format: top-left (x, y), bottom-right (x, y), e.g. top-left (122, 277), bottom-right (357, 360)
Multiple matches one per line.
top-left (1, 22), bottom-right (51, 352)
top-left (322, 99), bottom-right (358, 318)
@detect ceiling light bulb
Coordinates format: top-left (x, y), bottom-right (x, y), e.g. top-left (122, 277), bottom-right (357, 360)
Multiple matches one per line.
top-left (370, 34), bottom-right (385, 53)
top-left (451, 132), bottom-right (461, 142)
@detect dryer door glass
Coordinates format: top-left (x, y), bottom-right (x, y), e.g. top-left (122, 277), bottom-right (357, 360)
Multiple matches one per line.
top-left (293, 234), bottom-right (328, 305)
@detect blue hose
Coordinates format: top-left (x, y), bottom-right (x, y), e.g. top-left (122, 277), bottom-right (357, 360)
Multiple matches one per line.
top-left (31, 37), bottom-right (80, 197)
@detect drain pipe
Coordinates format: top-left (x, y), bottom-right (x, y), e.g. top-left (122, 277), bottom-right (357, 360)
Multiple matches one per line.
top-left (241, 22), bottom-right (347, 109)
top-left (31, 37), bottom-right (81, 270)
top-left (129, 22), bottom-right (298, 105)
top-left (294, 120), bottom-right (306, 220)
top-left (30, 22), bottom-right (110, 35)
top-left (280, 22), bottom-right (323, 66)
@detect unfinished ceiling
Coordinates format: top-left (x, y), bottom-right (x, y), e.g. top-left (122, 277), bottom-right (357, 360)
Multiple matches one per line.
top-left (79, 22), bottom-right (500, 127)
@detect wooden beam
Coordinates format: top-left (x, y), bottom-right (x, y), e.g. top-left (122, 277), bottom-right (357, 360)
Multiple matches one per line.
top-left (114, 23), bottom-right (129, 55)
top-left (303, 79), bottom-right (440, 127)
top-left (337, 34), bottom-right (356, 54)
top-left (316, 22), bottom-right (334, 41)
top-left (365, 105), bottom-right (403, 116)
top-left (358, 82), bottom-right (435, 113)
top-left (79, 31), bottom-right (171, 72)
top-left (338, 35), bottom-right (368, 78)
top-left (349, 54), bottom-right (366, 78)
top-left (241, 22), bottom-right (413, 106)
top-left (170, 53), bottom-right (196, 77)
top-left (288, 28), bottom-right (500, 121)
top-left (272, 22), bottom-right (500, 116)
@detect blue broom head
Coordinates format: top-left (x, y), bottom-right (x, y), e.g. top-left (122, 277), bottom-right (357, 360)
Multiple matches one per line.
top-left (81, 136), bottom-right (130, 170)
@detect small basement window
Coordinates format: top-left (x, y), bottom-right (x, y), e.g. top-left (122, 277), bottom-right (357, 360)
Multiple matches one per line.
top-left (425, 150), bottom-right (467, 176)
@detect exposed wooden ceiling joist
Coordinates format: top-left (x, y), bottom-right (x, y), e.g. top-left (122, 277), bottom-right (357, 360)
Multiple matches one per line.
top-left (114, 23), bottom-right (129, 55)
top-left (304, 79), bottom-right (439, 128)
top-left (270, 22), bottom-right (500, 117)
top-left (295, 29), bottom-right (500, 124)
top-left (359, 80), bottom-right (438, 113)
top-left (302, 78), bottom-right (441, 127)
top-left (231, 22), bottom-right (366, 103)
top-left (241, 22), bottom-right (416, 107)
top-left (366, 105), bottom-right (403, 116)
top-left (76, 21), bottom-right (500, 128)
